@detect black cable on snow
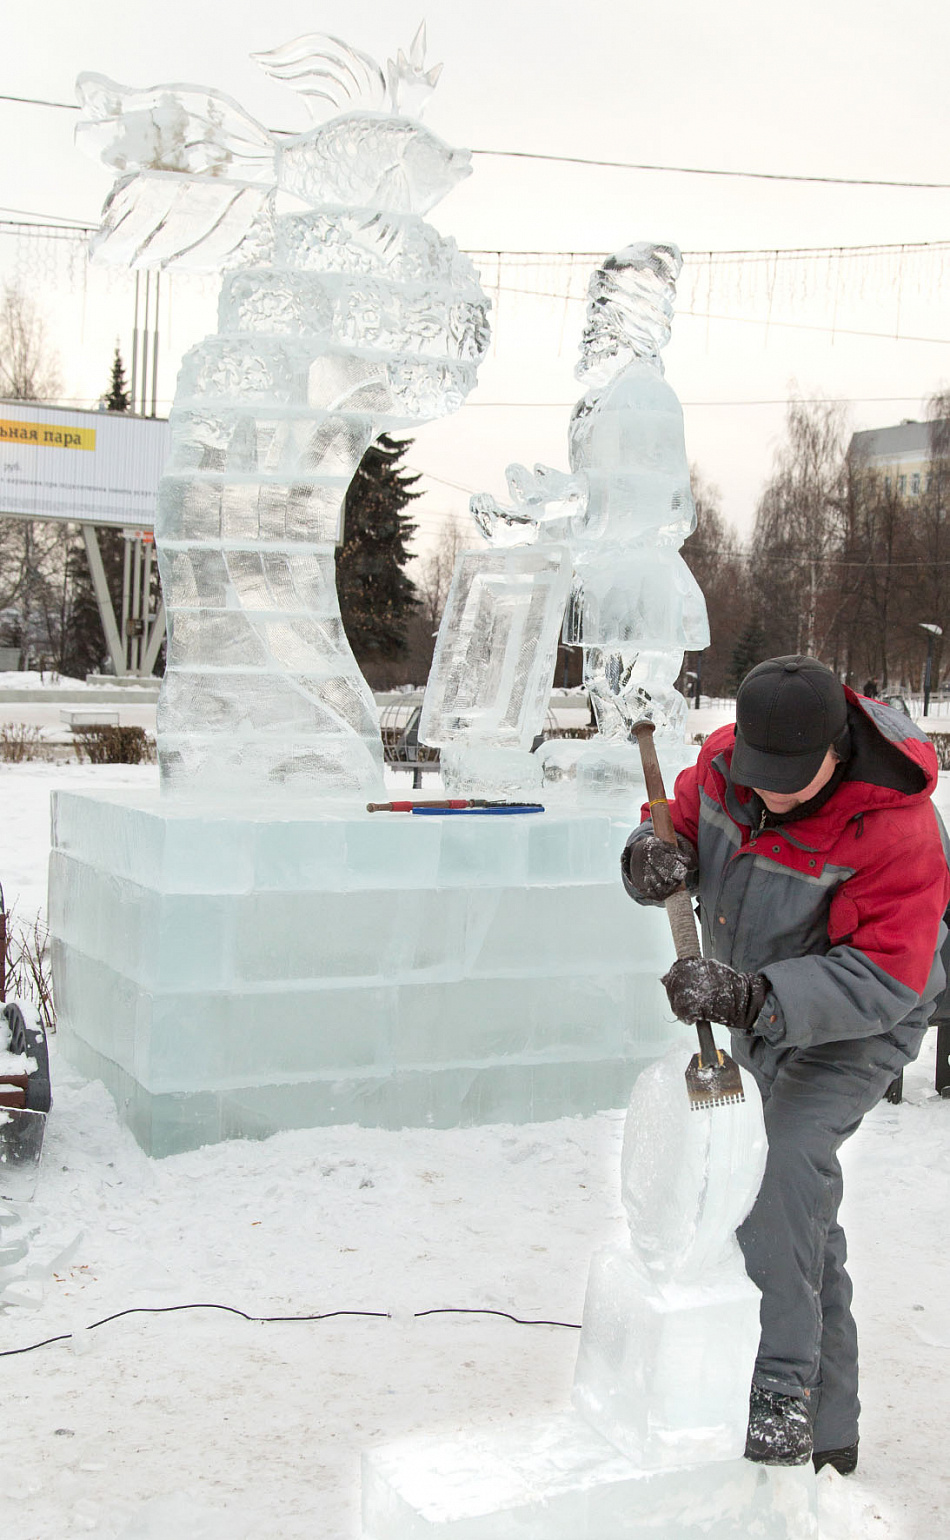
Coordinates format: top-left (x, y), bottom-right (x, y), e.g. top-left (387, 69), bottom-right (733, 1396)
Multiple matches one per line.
top-left (0, 1301), bottom-right (581, 1357)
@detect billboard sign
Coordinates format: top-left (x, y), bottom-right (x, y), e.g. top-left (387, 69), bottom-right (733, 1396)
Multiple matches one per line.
top-left (0, 402), bottom-right (171, 529)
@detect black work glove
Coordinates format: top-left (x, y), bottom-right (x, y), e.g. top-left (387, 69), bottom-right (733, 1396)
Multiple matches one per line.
top-left (621, 831), bottom-right (698, 903)
top-left (661, 957), bottom-right (770, 1033)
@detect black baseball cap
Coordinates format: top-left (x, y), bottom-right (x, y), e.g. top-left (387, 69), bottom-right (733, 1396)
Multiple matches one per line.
top-left (731, 656), bottom-right (848, 793)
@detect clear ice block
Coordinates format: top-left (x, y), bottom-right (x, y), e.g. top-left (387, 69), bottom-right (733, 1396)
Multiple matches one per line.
top-left (620, 1050), bottom-right (768, 1284)
top-left (420, 546), bottom-right (572, 751)
top-left (571, 1250), bottom-right (761, 1468)
top-left (362, 1414), bottom-right (817, 1540)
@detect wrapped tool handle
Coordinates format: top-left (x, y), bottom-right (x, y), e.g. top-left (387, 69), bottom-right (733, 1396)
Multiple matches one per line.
top-left (631, 720), bottom-right (702, 962)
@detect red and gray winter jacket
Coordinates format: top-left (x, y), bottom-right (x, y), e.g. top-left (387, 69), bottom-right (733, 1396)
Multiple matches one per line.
top-left (624, 690), bottom-right (950, 1053)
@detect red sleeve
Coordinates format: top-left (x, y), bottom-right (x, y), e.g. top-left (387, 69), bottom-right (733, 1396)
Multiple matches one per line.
top-left (638, 754), bottom-right (703, 847)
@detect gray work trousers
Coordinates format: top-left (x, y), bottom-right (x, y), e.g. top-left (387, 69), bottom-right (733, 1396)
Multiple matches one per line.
top-left (729, 1029), bottom-right (914, 1451)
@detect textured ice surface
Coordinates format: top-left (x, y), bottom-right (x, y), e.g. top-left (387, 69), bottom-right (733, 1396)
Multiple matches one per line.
top-left (362, 1413), bottom-right (817, 1539)
top-left (571, 1048), bottom-right (765, 1466)
top-left (77, 33), bottom-right (489, 801)
top-left (565, 546), bottom-right (709, 651)
top-left (619, 1049), bottom-right (767, 1283)
top-left (423, 241), bottom-right (708, 807)
top-left (420, 547), bottom-right (573, 752)
top-left (50, 790), bottom-right (677, 1154)
top-left (572, 1252), bottom-right (761, 1468)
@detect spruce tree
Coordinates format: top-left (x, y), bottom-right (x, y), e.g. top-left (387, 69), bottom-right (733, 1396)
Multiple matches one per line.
top-left (103, 345), bottom-right (131, 412)
top-left (729, 616), bottom-right (769, 692)
top-left (336, 434), bottom-right (420, 674)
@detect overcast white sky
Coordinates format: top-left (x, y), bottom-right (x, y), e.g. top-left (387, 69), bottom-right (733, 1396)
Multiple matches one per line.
top-left (3, 0), bottom-right (950, 549)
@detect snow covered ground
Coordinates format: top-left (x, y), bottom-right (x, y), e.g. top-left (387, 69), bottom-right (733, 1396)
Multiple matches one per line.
top-left (1, 761), bottom-right (948, 1538)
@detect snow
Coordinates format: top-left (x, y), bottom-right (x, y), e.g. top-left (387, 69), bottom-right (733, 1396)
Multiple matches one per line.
top-left (0, 670), bottom-right (92, 690)
top-left (0, 761), bottom-right (948, 1537)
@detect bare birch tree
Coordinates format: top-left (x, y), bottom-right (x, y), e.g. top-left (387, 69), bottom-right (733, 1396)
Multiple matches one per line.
top-left (0, 284), bottom-right (61, 402)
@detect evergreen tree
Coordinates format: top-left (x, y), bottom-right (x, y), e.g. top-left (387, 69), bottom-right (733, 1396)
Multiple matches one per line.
top-left (336, 434), bottom-right (420, 676)
top-left (103, 346), bottom-right (131, 412)
top-left (729, 615), bottom-right (769, 691)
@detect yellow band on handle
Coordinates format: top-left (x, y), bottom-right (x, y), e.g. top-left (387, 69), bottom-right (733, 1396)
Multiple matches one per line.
top-left (648, 797), bottom-right (669, 809)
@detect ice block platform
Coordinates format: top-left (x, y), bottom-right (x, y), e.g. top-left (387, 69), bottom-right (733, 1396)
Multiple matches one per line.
top-left (362, 1412), bottom-right (818, 1540)
top-left (49, 789), bottom-right (678, 1155)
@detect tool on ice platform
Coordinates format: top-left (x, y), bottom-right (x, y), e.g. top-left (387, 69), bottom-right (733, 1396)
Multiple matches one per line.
top-left (632, 719), bottom-right (746, 1112)
top-left (0, 1001), bottom-right (51, 1201)
top-left (367, 799), bottom-right (544, 813)
top-left (410, 805), bottom-right (544, 816)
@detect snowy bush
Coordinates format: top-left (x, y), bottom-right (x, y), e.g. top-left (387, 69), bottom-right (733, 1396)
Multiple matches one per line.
top-left (0, 723), bottom-right (52, 763)
top-left (73, 724), bottom-right (154, 765)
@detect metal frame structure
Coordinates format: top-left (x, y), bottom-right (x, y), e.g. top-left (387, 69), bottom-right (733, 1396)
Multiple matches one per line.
top-left (81, 523), bottom-right (165, 679)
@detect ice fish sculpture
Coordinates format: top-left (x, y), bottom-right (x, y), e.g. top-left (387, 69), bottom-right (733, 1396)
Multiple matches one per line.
top-left (77, 28), bottom-right (490, 798)
top-left (425, 242), bottom-right (708, 804)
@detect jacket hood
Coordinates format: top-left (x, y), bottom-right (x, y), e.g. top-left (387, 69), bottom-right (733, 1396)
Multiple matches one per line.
top-left (704, 689), bottom-right (938, 844)
top-left (842, 687), bottom-right (938, 801)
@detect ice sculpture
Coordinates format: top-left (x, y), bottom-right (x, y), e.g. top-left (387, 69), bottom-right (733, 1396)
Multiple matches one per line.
top-left (76, 28), bottom-right (490, 798)
top-left (572, 1048), bottom-right (767, 1468)
top-left (362, 1049), bottom-right (818, 1538)
top-left (421, 242), bottom-right (708, 802)
top-left (54, 28), bottom-right (689, 1160)
top-left (419, 544), bottom-right (573, 798)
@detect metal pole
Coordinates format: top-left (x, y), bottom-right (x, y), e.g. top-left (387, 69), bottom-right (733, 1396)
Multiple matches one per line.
top-left (924, 634), bottom-right (934, 716)
top-left (121, 535), bottom-right (132, 675)
top-left (140, 538), bottom-right (154, 675)
top-left (693, 651), bottom-right (703, 708)
top-left (130, 272), bottom-right (140, 408)
top-left (141, 599), bottom-right (166, 677)
top-left (139, 271), bottom-right (151, 416)
top-left (150, 271), bottom-right (160, 417)
top-left (81, 524), bottom-right (125, 677)
top-left (130, 537), bottom-right (143, 673)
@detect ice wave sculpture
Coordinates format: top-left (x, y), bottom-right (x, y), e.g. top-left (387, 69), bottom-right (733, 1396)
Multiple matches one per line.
top-left (572, 1048), bottom-right (768, 1469)
top-left (76, 28), bottom-right (490, 799)
top-left (422, 242), bottom-right (708, 802)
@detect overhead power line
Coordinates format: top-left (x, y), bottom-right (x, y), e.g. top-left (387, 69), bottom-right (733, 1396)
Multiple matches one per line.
top-left (462, 396), bottom-right (931, 409)
top-left (2, 89), bottom-right (949, 192)
top-left (0, 91), bottom-right (78, 110)
top-left (6, 208), bottom-right (950, 268)
top-left (482, 278), bottom-right (950, 346)
top-left (0, 204), bottom-right (90, 227)
top-left (470, 146), bottom-right (950, 192)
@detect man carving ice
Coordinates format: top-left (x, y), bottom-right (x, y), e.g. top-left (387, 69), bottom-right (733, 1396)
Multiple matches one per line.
top-left (621, 656), bottom-right (950, 1471)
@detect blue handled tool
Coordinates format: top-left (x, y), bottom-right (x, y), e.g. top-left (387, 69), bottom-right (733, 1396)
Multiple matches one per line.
top-left (410, 804), bottom-right (544, 816)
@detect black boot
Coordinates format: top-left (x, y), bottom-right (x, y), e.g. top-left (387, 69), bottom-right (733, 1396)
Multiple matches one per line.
top-left (813, 1441), bottom-right (858, 1475)
top-left (745, 1386), bottom-right (813, 1466)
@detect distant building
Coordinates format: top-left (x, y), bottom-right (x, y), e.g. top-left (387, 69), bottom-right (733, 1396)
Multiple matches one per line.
top-left (848, 418), bottom-right (950, 500)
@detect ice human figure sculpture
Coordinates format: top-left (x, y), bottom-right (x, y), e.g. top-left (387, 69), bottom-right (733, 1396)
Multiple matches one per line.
top-left (423, 242), bottom-right (708, 804)
top-left (362, 1048), bottom-right (818, 1536)
top-left (76, 29), bottom-right (490, 799)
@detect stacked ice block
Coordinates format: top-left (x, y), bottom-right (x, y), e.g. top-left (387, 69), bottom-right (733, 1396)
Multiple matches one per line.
top-left (50, 789), bottom-right (680, 1155)
top-left (361, 1051), bottom-right (818, 1539)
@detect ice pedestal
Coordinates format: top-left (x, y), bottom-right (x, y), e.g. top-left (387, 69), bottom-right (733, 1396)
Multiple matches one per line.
top-left (49, 788), bottom-right (678, 1155)
top-left (571, 1251), bottom-right (761, 1468)
top-left (362, 1414), bottom-right (817, 1539)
